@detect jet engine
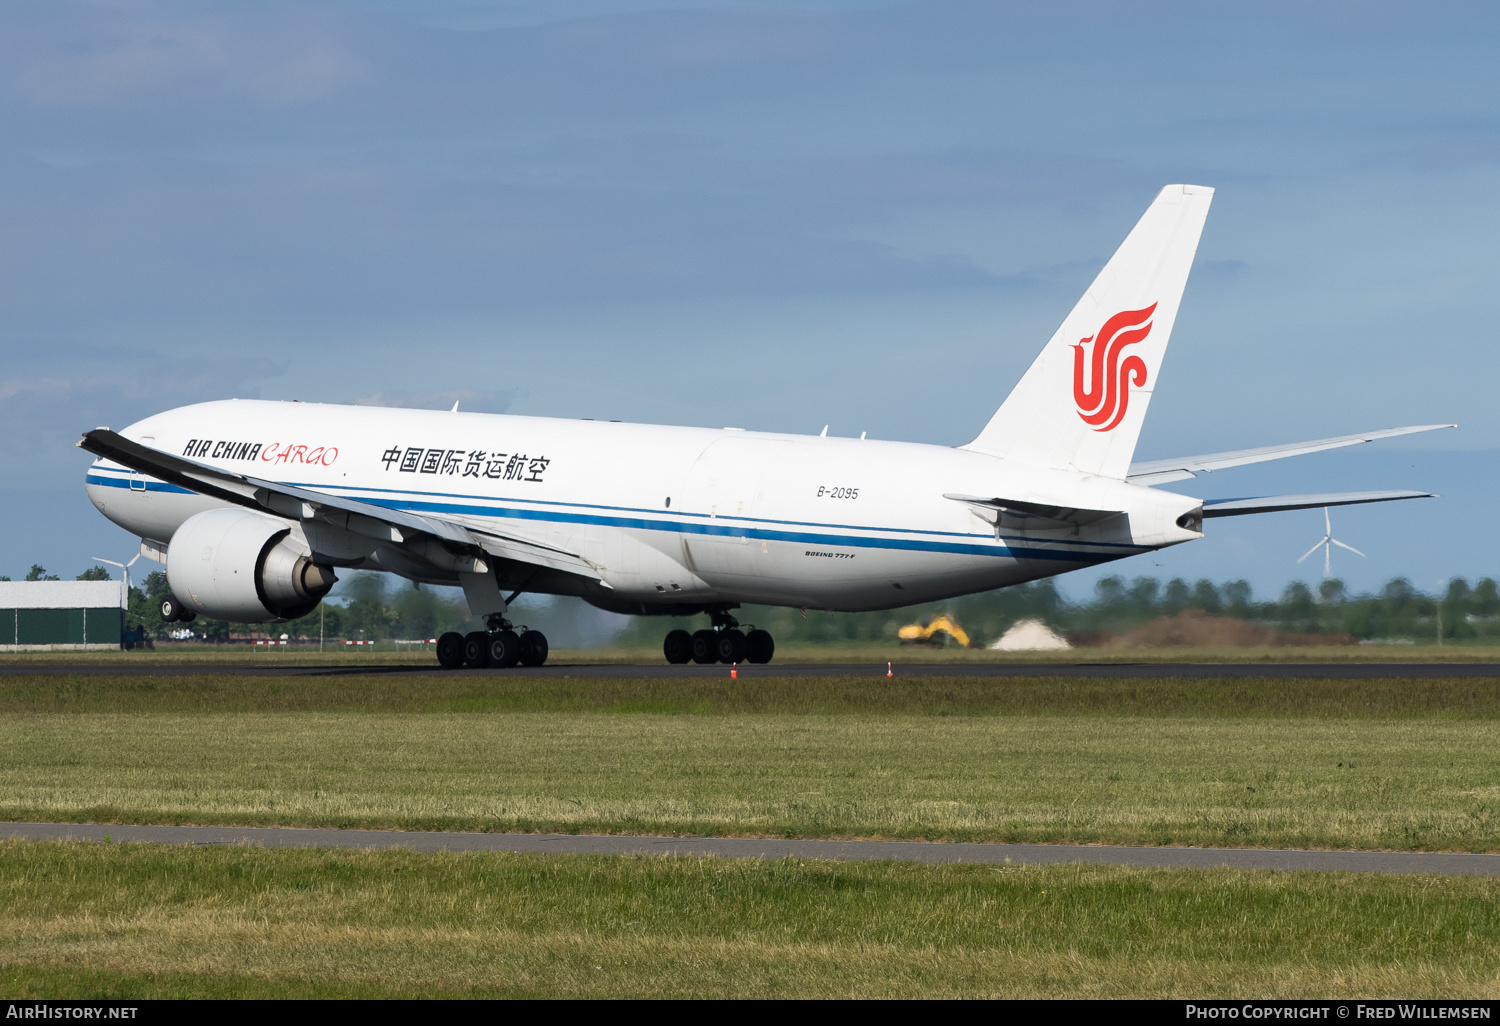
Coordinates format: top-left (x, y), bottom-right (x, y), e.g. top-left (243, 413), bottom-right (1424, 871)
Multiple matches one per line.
top-left (166, 508), bottom-right (337, 622)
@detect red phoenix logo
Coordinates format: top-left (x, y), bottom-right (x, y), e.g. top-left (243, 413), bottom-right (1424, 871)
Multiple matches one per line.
top-left (1071, 303), bottom-right (1156, 432)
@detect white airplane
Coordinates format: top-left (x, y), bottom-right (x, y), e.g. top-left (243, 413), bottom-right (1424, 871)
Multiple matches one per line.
top-left (80, 184), bottom-right (1451, 668)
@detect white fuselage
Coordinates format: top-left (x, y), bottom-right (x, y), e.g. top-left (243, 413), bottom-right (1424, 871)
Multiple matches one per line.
top-left (84, 400), bottom-right (1202, 614)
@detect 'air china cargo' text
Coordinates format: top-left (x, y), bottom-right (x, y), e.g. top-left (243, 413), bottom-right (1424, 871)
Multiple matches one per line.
top-left (182, 439), bottom-right (339, 466)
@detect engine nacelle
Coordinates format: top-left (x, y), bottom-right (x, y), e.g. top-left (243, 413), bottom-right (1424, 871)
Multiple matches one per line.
top-left (166, 508), bottom-right (337, 622)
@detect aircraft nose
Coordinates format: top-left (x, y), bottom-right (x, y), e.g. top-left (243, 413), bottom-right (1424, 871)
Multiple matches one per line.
top-left (85, 464), bottom-right (109, 511)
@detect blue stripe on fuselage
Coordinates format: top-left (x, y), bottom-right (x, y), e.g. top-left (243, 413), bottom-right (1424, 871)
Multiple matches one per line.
top-left (323, 479), bottom-right (1144, 547)
top-left (83, 471), bottom-right (1144, 563)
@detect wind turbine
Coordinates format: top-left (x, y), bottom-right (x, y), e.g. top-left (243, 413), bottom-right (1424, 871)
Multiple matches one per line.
top-left (90, 553), bottom-right (140, 608)
top-left (1296, 508), bottom-right (1365, 579)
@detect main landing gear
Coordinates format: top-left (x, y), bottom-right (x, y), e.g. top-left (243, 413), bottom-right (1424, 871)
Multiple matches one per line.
top-left (663, 609), bottom-right (774, 665)
top-left (436, 614), bottom-right (549, 670)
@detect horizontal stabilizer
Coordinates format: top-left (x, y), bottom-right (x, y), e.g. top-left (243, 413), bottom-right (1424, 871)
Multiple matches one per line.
top-left (1128, 424), bottom-right (1455, 485)
top-left (1201, 490), bottom-right (1434, 519)
top-left (943, 492), bottom-right (1122, 531)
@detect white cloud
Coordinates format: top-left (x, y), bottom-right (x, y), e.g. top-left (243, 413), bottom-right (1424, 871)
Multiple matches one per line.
top-left (8, 4), bottom-right (365, 109)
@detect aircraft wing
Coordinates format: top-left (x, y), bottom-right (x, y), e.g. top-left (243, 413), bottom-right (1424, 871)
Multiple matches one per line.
top-left (78, 429), bottom-right (602, 580)
top-left (1127, 424), bottom-right (1455, 485)
top-left (1201, 489), bottom-right (1434, 518)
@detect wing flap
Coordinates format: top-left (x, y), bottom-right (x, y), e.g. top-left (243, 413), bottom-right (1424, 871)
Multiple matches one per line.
top-left (1127, 424), bottom-right (1455, 485)
top-left (1201, 489), bottom-right (1434, 518)
top-left (453, 520), bottom-right (605, 579)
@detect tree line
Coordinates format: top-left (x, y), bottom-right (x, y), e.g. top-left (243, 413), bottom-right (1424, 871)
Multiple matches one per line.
top-left (614, 574), bottom-right (1500, 647)
top-left (14, 562), bottom-right (1496, 647)
top-left (0, 564), bottom-right (112, 582)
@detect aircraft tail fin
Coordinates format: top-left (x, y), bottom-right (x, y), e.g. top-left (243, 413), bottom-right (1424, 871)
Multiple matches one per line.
top-left (962, 184), bottom-right (1214, 479)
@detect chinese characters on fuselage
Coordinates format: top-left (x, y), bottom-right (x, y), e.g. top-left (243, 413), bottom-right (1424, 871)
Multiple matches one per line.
top-left (381, 446), bottom-right (550, 483)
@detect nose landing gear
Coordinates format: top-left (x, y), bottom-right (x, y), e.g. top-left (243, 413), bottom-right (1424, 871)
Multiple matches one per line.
top-left (664, 609), bottom-right (773, 665)
top-left (437, 616), bottom-right (549, 670)
top-left (159, 595), bottom-right (197, 624)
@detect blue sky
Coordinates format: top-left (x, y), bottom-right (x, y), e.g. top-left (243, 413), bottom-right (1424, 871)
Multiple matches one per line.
top-left (1, 0), bottom-right (1495, 603)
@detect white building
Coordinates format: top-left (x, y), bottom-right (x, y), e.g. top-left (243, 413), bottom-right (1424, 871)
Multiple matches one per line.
top-left (0, 580), bottom-right (128, 651)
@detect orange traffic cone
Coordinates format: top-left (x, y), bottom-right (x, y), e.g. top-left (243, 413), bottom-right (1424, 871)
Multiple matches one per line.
top-left (731, 663), bottom-right (738, 679)
top-left (886, 662), bottom-right (893, 678)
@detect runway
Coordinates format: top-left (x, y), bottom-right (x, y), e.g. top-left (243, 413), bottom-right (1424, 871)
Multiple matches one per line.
top-left (10, 661), bottom-right (1500, 678)
top-left (4, 822), bottom-right (1494, 875)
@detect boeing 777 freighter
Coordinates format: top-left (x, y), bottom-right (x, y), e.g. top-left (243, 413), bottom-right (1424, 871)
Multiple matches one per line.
top-left (79, 185), bottom-right (1451, 668)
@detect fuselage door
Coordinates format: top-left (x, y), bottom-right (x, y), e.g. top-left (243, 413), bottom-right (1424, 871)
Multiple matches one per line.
top-left (679, 436), bottom-right (789, 582)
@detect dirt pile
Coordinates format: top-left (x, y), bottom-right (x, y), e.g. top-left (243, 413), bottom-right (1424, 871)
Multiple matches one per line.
top-left (1090, 609), bottom-right (1357, 648)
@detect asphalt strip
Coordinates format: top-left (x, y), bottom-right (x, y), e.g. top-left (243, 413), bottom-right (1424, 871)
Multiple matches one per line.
top-left (3, 822), bottom-right (1496, 875)
top-left (15, 661), bottom-right (1500, 678)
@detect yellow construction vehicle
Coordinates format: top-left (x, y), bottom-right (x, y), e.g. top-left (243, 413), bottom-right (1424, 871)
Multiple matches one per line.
top-left (897, 613), bottom-right (973, 648)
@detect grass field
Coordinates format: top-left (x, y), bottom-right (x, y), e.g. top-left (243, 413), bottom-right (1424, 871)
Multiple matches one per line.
top-left (8, 671), bottom-right (1500, 998)
top-left (2, 840), bottom-right (1498, 998)
top-left (6, 640), bottom-right (1500, 665)
top-left (4, 673), bottom-right (1500, 850)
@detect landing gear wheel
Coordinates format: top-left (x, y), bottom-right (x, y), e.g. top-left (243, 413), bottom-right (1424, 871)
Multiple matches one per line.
top-left (462, 631), bottom-right (492, 668)
top-left (160, 595), bottom-right (185, 622)
top-left (488, 629), bottom-right (522, 668)
top-left (436, 632), bottom-right (465, 669)
top-left (519, 630), bottom-right (549, 667)
top-left (663, 629), bottom-right (692, 665)
top-left (745, 629), bottom-right (774, 664)
top-left (690, 629), bottom-right (718, 664)
top-left (715, 629), bottom-right (747, 664)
